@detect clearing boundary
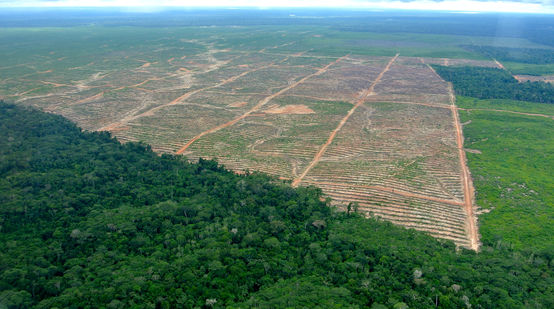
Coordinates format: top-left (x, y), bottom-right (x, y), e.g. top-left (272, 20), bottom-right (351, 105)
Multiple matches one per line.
top-left (428, 62), bottom-right (480, 250)
top-left (448, 84), bottom-right (481, 251)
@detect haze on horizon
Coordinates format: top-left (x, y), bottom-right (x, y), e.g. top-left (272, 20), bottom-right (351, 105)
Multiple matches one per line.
top-left (0, 0), bottom-right (553, 14)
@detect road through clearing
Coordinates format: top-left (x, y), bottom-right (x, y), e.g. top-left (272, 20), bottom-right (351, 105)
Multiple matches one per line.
top-left (291, 54), bottom-right (399, 187)
top-left (448, 84), bottom-right (481, 251)
top-left (175, 54), bottom-right (350, 154)
top-left (493, 59), bottom-right (505, 70)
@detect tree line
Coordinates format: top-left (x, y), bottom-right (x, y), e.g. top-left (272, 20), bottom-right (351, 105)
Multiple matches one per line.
top-left (0, 102), bottom-right (552, 308)
top-left (433, 65), bottom-right (554, 104)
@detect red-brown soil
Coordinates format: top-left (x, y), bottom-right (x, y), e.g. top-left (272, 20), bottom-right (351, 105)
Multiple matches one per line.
top-left (458, 107), bottom-right (554, 119)
top-left (448, 84), bottom-right (480, 251)
top-left (264, 104), bottom-right (315, 114)
top-left (228, 101), bottom-right (248, 108)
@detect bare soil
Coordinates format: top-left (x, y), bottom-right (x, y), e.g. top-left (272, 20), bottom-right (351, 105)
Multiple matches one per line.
top-left (448, 83), bottom-right (481, 251)
top-left (264, 104), bottom-right (315, 114)
top-left (228, 101), bottom-right (248, 108)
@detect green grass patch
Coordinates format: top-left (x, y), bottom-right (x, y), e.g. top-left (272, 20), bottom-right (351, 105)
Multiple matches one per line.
top-left (459, 98), bottom-right (553, 251)
top-left (393, 157), bottom-right (426, 181)
top-left (503, 62), bottom-right (554, 76)
top-left (457, 96), bottom-right (554, 116)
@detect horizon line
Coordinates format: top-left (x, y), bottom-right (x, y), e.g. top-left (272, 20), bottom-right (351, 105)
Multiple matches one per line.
top-left (0, 6), bottom-right (553, 15)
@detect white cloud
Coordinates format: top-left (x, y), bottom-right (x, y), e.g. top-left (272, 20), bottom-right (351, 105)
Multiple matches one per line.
top-left (0, 0), bottom-right (553, 14)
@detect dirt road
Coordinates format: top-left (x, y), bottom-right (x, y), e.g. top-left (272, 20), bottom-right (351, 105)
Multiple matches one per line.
top-left (458, 107), bottom-right (554, 120)
top-left (175, 54), bottom-right (349, 154)
top-left (291, 54), bottom-right (399, 187)
top-left (364, 99), bottom-right (452, 109)
top-left (493, 59), bottom-right (505, 69)
top-left (448, 84), bottom-right (480, 251)
top-left (72, 91), bottom-right (104, 105)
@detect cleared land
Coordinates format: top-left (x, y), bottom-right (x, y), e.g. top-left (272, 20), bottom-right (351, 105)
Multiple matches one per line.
top-left (2, 27), bottom-right (510, 249)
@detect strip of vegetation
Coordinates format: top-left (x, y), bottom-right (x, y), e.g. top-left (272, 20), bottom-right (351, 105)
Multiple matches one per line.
top-left (458, 97), bottom-right (554, 251)
top-left (433, 65), bottom-right (554, 103)
top-left (462, 45), bottom-right (554, 65)
top-left (502, 62), bottom-right (554, 76)
top-left (0, 102), bottom-right (552, 308)
top-left (457, 96), bottom-right (554, 116)
top-left (460, 45), bottom-right (554, 75)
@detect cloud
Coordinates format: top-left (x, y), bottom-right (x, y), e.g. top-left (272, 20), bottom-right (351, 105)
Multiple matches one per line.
top-left (0, 0), bottom-right (553, 13)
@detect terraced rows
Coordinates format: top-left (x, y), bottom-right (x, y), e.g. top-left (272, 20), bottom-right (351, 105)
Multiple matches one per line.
top-left (288, 58), bottom-right (387, 101)
top-left (373, 62), bottom-right (450, 103)
top-left (184, 97), bottom-right (353, 179)
top-left (308, 181), bottom-right (470, 246)
top-left (294, 59), bottom-right (473, 247)
top-left (305, 162), bottom-right (462, 202)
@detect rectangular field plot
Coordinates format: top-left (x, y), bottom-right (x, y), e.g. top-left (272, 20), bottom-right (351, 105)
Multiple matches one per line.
top-left (372, 59), bottom-right (451, 104)
top-left (288, 57), bottom-right (388, 101)
top-left (183, 96), bottom-right (353, 179)
top-left (299, 102), bottom-right (469, 245)
top-left (213, 65), bottom-right (318, 95)
top-left (111, 97), bottom-right (267, 153)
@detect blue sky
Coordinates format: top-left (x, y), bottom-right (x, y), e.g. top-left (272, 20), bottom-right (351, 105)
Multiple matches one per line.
top-left (0, 0), bottom-right (553, 13)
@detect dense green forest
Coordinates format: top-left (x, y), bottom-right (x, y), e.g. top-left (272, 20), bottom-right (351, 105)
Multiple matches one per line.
top-left (0, 102), bottom-right (552, 308)
top-left (433, 66), bottom-right (554, 103)
top-left (462, 45), bottom-right (554, 65)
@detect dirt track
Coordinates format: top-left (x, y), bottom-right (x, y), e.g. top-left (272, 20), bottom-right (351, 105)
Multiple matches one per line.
top-left (264, 104), bottom-right (315, 114)
top-left (448, 84), bottom-right (480, 251)
top-left (458, 107), bottom-right (554, 119)
top-left (365, 99), bottom-right (452, 109)
top-left (72, 92), bottom-right (104, 105)
top-left (493, 59), bottom-right (505, 69)
top-left (175, 54), bottom-right (349, 154)
top-left (291, 54), bottom-right (399, 187)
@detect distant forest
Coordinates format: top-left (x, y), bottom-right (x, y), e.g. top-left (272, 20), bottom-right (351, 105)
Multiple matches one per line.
top-left (1, 9), bottom-right (553, 47)
top-left (433, 66), bottom-right (554, 104)
top-left (1, 102), bottom-right (552, 308)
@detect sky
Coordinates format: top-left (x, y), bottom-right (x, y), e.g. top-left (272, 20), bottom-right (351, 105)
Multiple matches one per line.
top-left (0, 0), bottom-right (553, 14)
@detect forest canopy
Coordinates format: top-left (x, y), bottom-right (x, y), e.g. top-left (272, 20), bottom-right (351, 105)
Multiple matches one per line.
top-left (433, 65), bottom-right (554, 104)
top-left (0, 102), bottom-right (552, 308)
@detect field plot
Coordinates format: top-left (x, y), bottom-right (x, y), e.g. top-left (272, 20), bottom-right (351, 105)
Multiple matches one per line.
top-left (1, 27), bottom-right (482, 249)
top-left (183, 96), bottom-right (353, 178)
top-left (298, 102), bottom-right (471, 246)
